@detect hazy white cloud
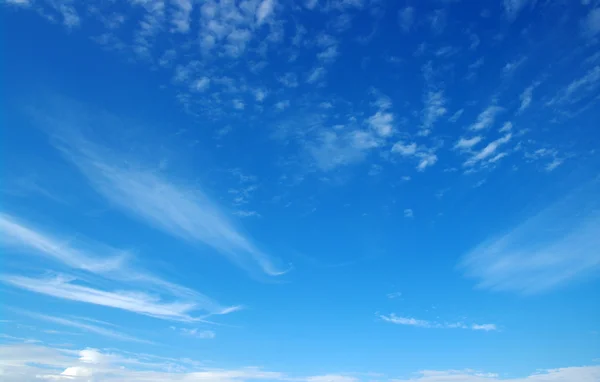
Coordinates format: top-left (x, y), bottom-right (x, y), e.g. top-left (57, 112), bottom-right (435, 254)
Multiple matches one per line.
top-left (171, 0), bottom-right (193, 33)
top-left (403, 209), bottom-right (414, 218)
top-left (16, 310), bottom-right (151, 343)
top-left (2, 274), bottom-right (224, 322)
top-left (582, 8), bottom-right (600, 37)
top-left (470, 105), bottom-right (503, 131)
top-left (464, 134), bottom-right (511, 166)
top-left (0, 213), bottom-right (235, 321)
top-left (44, 108), bottom-right (287, 276)
top-left (519, 86), bottom-right (533, 112)
top-left (191, 77), bottom-right (210, 92)
top-left (257, 0), bottom-right (276, 25)
top-left (455, 136), bottom-right (482, 150)
top-left (449, 109), bottom-right (464, 123)
top-left (177, 327), bottom-right (216, 339)
top-left (1, 343), bottom-right (599, 382)
top-left (503, 0), bottom-right (535, 21)
top-left (398, 6), bottom-right (415, 32)
top-left (0, 213), bottom-right (125, 274)
top-left (460, 181), bottom-right (600, 294)
top-left (368, 111), bottom-right (394, 137)
top-left (380, 314), bottom-right (496, 331)
top-left (421, 90), bottom-right (447, 133)
top-left (307, 66), bottom-right (326, 84)
top-left (499, 122), bottom-right (513, 133)
top-left (547, 65), bottom-right (600, 105)
top-left (392, 142), bottom-right (438, 171)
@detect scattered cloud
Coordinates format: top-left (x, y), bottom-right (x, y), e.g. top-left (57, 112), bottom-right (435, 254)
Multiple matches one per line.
top-left (379, 314), bottom-right (497, 331)
top-left (470, 105), bottom-right (503, 131)
top-left (257, 0), bottom-right (276, 25)
top-left (460, 181), bottom-right (600, 294)
top-left (175, 327), bottom-right (216, 339)
top-left (519, 86), bottom-right (534, 112)
top-left (421, 90), bottom-right (447, 134)
top-left (398, 6), bottom-right (415, 32)
top-left (464, 134), bottom-right (512, 167)
top-left (581, 7), bottom-right (600, 38)
top-left (503, 0), bottom-right (535, 21)
top-left (386, 292), bottom-right (402, 299)
top-left (403, 209), bottom-right (414, 218)
top-left (392, 142), bottom-right (438, 171)
top-left (547, 65), bottom-right (600, 105)
top-left (42, 105), bottom-right (287, 277)
top-left (455, 136), bottom-right (482, 151)
top-left (15, 310), bottom-right (151, 344)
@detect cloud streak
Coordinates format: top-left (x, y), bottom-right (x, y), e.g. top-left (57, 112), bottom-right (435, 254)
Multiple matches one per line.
top-left (459, 181), bottom-right (600, 294)
top-left (40, 104), bottom-right (287, 277)
top-left (379, 314), bottom-right (497, 331)
top-left (0, 213), bottom-right (237, 321)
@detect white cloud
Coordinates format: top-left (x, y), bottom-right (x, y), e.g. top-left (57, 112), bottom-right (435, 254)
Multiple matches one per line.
top-left (421, 90), bottom-right (447, 133)
top-left (0, 213), bottom-right (237, 321)
top-left (257, 0), bottom-right (276, 25)
top-left (470, 105), bottom-right (503, 131)
top-left (502, 57), bottom-right (526, 76)
top-left (278, 72), bottom-right (299, 88)
top-left (464, 134), bottom-right (512, 166)
top-left (499, 122), bottom-right (513, 133)
top-left (317, 45), bottom-right (339, 63)
top-left (275, 100), bottom-right (290, 110)
top-left (306, 376), bottom-right (357, 382)
top-left (519, 86), bottom-right (533, 112)
top-left (582, 8), bottom-right (600, 37)
top-left (307, 66), bottom-right (326, 84)
top-left (448, 109), bottom-right (464, 123)
top-left (547, 65), bottom-right (600, 105)
top-left (471, 324), bottom-right (497, 331)
top-left (171, 0), bottom-right (193, 33)
top-left (455, 136), bottom-right (482, 150)
top-left (392, 142), bottom-right (438, 172)
top-left (179, 328), bottom-right (216, 339)
top-left (46, 112), bottom-right (287, 276)
top-left (403, 209), bottom-right (414, 218)
top-left (191, 77), bottom-right (210, 92)
top-left (0, 213), bottom-right (125, 274)
top-left (368, 111), bottom-right (394, 137)
top-left (460, 182), bottom-right (600, 294)
top-left (16, 310), bottom-right (151, 344)
top-left (398, 6), bottom-right (415, 32)
top-left (233, 99), bottom-right (245, 110)
top-left (545, 158), bottom-right (564, 172)
top-left (503, 0), bottom-right (534, 21)
top-left (2, 274), bottom-right (222, 322)
top-left (379, 314), bottom-right (497, 331)
top-left (1, 343), bottom-right (599, 382)
top-left (386, 292), bottom-right (402, 299)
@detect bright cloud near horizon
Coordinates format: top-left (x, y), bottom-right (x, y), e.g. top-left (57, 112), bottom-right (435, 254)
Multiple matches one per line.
top-left (1, 0), bottom-right (599, 381)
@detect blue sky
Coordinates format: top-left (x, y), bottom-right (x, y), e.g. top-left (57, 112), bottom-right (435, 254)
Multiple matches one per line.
top-left (1, 0), bottom-right (600, 381)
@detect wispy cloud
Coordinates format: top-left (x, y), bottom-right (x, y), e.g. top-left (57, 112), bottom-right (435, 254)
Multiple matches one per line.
top-left (379, 314), bottom-right (497, 331)
top-left (464, 134), bottom-right (512, 167)
top-left (547, 65), bottom-right (600, 105)
top-left (0, 213), bottom-right (236, 321)
top-left (16, 310), bottom-right (151, 344)
top-left (41, 107), bottom-right (287, 277)
top-left (519, 86), bottom-right (534, 113)
top-left (455, 136), bottom-right (482, 151)
top-left (470, 105), bottom-right (503, 131)
top-left (2, 274), bottom-right (222, 322)
top-left (392, 142), bottom-right (438, 171)
top-left (459, 181), bottom-right (600, 294)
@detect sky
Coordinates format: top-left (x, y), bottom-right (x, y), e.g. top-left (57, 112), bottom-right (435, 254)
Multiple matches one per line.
top-left (1, 0), bottom-right (600, 381)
